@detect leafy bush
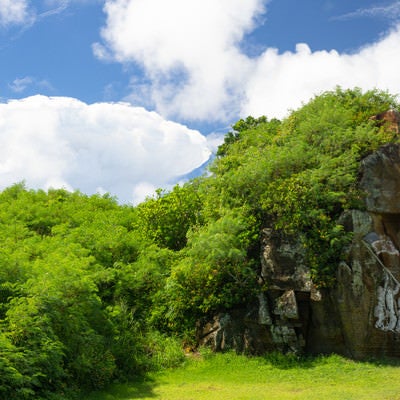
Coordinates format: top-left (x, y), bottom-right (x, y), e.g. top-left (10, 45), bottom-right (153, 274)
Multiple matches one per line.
top-left (0, 185), bottom-right (175, 398)
top-left (152, 210), bottom-right (259, 333)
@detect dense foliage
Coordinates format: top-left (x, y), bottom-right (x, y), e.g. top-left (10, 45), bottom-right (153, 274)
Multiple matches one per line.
top-left (210, 87), bottom-right (399, 284)
top-left (0, 88), bottom-right (399, 399)
top-left (0, 186), bottom-right (183, 399)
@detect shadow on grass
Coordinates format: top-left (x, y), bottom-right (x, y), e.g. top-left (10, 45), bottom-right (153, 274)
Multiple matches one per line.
top-left (259, 351), bottom-right (317, 370)
top-left (362, 356), bottom-right (400, 367)
top-left (260, 351), bottom-right (400, 370)
top-left (199, 349), bottom-right (320, 370)
top-left (85, 376), bottom-right (158, 400)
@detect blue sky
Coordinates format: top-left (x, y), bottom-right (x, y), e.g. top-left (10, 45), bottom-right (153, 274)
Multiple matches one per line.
top-left (1, 0), bottom-right (400, 203)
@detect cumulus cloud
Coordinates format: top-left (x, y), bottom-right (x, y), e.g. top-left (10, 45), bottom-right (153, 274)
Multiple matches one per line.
top-left (0, 95), bottom-right (211, 204)
top-left (132, 181), bottom-right (157, 204)
top-left (96, 0), bottom-right (400, 122)
top-left (95, 0), bottom-right (267, 122)
top-left (0, 0), bottom-right (33, 27)
top-left (242, 26), bottom-right (400, 119)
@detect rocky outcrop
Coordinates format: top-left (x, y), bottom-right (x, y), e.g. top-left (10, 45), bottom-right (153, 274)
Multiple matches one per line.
top-left (197, 140), bottom-right (400, 359)
top-left (309, 208), bottom-right (400, 358)
top-left (326, 142), bottom-right (400, 358)
top-left (197, 229), bottom-right (314, 354)
top-left (369, 109), bottom-right (400, 134)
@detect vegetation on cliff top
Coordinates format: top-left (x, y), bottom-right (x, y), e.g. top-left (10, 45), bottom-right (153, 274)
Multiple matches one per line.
top-left (212, 87), bottom-right (399, 285)
top-left (0, 87), bottom-right (399, 399)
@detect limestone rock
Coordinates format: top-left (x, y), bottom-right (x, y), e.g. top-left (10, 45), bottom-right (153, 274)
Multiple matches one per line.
top-left (274, 290), bottom-right (298, 319)
top-left (309, 209), bottom-right (400, 358)
top-left (261, 229), bottom-right (311, 291)
top-left (360, 143), bottom-right (400, 214)
top-left (198, 231), bottom-right (312, 355)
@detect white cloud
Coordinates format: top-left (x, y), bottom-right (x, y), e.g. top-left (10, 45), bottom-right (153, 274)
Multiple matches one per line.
top-left (132, 181), bottom-right (157, 205)
top-left (0, 0), bottom-right (33, 27)
top-left (96, 0), bottom-right (400, 123)
top-left (96, 0), bottom-right (267, 122)
top-left (205, 132), bottom-right (225, 153)
top-left (0, 95), bottom-right (211, 204)
top-left (242, 26), bottom-right (400, 119)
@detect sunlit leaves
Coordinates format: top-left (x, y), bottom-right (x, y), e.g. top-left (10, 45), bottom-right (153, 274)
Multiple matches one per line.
top-left (135, 183), bottom-right (204, 250)
top-left (157, 211), bottom-right (258, 332)
top-left (0, 186), bottom-right (161, 398)
top-left (209, 87), bottom-right (399, 286)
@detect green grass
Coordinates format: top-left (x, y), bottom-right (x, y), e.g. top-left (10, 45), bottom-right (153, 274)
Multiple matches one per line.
top-left (85, 351), bottom-right (400, 400)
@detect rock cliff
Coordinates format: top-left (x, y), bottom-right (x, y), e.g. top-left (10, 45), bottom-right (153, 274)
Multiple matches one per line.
top-left (197, 116), bottom-right (400, 359)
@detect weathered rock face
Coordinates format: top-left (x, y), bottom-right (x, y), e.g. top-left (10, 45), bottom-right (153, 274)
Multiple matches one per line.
top-left (197, 228), bottom-right (316, 354)
top-left (326, 142), bottom-right (400, 358)
top-left (197, 141), bottom-right (400, 359)
top-left (360, 143), bottom-right (400, 214)
top-left (309, 208), bottom-right (400, 358)
top-left (197, 229), bottom-right (314, 355)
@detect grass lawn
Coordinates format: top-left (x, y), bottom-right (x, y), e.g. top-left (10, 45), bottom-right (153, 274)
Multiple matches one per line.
top-left (85, 351), bottom-right (400, 400)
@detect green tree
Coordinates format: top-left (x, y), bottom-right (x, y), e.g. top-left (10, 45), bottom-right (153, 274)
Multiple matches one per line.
top-left (135, 183), bottom-right (204, 250)
top-left (155, 211), bottom-right (258, 333)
